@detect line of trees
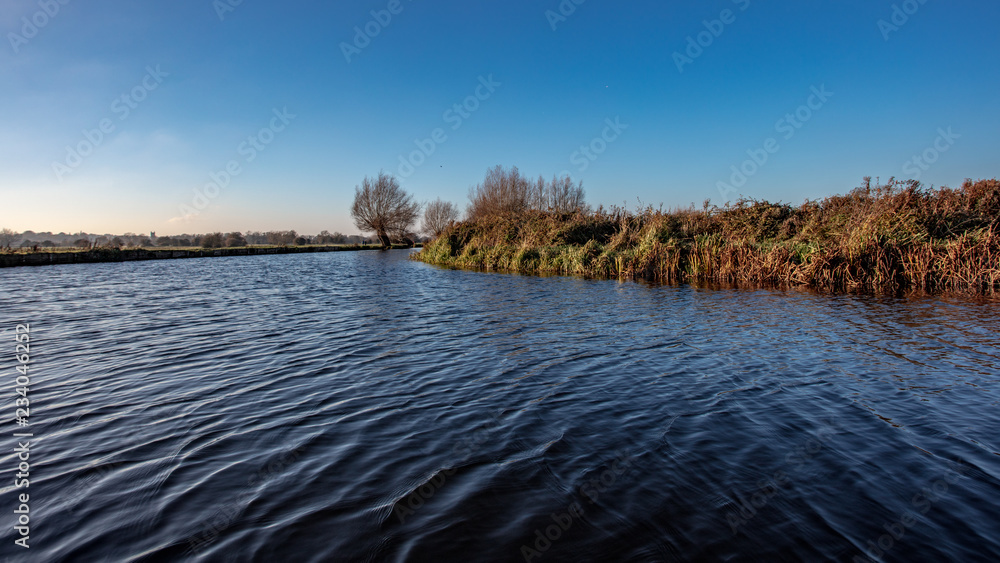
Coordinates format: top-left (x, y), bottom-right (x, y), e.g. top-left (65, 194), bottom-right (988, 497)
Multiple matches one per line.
top-left (349, 165), bottom-right (587, 247)
top-left (0, 229), bottom-right (380, 251)
top-left (196, 231), bottom-right (374, 248)
top-left (6, 164), bottom-right (586, 254)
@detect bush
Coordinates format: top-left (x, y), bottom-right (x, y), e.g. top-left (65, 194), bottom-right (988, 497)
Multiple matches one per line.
top-left (201, 233), bottom-right (225, 248)
top-left (226, 232), bottom-right (247, 247)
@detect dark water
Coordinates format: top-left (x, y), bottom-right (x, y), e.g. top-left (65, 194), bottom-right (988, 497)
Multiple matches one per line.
top-left (1, 250), bottom-right (999, 562)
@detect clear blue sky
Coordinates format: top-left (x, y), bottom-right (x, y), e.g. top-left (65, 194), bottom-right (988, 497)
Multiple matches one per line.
top-left (2, 0), bottom-right (997, 235)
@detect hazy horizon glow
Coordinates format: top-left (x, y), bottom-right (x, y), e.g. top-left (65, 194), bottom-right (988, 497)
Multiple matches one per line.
top-left (2, 0), bottom-right (998, 235)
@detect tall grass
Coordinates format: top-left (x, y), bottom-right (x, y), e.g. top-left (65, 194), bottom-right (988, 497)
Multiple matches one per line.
top-left (417, 178), bottom-right (1000, 295)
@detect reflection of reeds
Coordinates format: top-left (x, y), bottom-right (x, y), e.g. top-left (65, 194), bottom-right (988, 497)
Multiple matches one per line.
top-left (417, 178), bottom-right (1000, 295)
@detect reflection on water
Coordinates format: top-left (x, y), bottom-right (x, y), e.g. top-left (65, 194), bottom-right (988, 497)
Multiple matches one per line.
top-left (1, 250), bottom-right (998, 562)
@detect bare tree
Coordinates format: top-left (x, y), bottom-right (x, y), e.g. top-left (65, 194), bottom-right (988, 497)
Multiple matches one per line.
top-left (225, 232), bottom-right (247, 247)
top-left (201, 233), bottom-right (225, 248)
top-left (547, 174), bottom-right (588, 213)
top-left (245, 231), bottom-right (267, 245)
top-left (467, 165), bottom-right (532, 219)
top-left (467, 166), bottom-right (588, 217)
top-left (529, 175), bottom-right (547, 211)
top-left (0, 228), bottom-right (20, 249)
top-left (316, 230), bottom-right (347, 244)
top-left (351, 171), bottom-right (421, 247)
top-left (265, 230), bottom-right (297, 246)
top-left (421, 198), bottom-right (459, 237)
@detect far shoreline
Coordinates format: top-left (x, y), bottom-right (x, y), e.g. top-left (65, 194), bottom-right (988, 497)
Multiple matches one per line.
top-left (0, 244), bottom-right (419, 269)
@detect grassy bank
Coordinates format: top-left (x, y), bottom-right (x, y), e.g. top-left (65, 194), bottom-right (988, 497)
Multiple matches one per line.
top-left (417, 178), bottom-right (1000, 295)
top-left (0, 244), bottom-right (416, 269)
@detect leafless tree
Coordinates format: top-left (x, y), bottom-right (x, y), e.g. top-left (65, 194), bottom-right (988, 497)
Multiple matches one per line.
top-left (421, 198), bottom-right (459, 236)
top-left (467, 165), bottom-right (534, 219)
top-left (466, 166), bottom-right (588, 217)
top-left (265, 230), bottom-right (297, 246)
top-left (201, 233), bottom-right (225, 248)
top-left (351, 171), bottom-right (421, 247)
top-left (245, 231), bottom-right (267, 245)
top-left (529, 175), bottom-right (547, 211)
top-left (316, 230), bottom-right (347, 244)
top-left (0, 228), bottom-right (20, 249)
top-left (546, 174), bottom-right (588, 213)
top-left (225, 232), bottom-right (247, 247)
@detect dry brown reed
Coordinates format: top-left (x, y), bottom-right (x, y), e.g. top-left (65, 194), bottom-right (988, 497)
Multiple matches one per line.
top-left (418, 178), bottom-right (1000, 295)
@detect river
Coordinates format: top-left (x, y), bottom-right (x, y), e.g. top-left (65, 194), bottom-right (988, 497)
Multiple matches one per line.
top-left (1, 249), bottom-right (998, 562)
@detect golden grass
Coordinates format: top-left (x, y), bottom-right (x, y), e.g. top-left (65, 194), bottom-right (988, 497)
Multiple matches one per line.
top-left (417, 178), bottom-right (1000, 295)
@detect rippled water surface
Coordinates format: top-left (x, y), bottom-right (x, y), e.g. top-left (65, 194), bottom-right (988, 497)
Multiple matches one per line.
top-left (1, 250), bottom-right (999, 562)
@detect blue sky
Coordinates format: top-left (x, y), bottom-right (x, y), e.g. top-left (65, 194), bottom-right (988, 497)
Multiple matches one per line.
top-left (2, 0), bottom-right (998, 235)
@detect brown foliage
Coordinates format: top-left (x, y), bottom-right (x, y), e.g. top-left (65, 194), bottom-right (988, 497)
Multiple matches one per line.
top-left (421, 178), bottom-right (1000, 295)
top-left (467, 165), bottom-right (587, 219)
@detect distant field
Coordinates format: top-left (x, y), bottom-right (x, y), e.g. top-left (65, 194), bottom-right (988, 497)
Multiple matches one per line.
top-left (4, 244), bottom-right (363, 254)
top-left (0, 243), bottom-right (419, 268)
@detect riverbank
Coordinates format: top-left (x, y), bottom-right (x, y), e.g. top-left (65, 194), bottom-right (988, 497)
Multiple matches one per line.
top-left (417, 178), bottom-right (1000, 295)
top-left (0, 244), bottom-right (416, 268)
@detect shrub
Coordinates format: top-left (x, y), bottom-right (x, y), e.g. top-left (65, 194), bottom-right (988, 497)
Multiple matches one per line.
top-left (201, 233), bottom-right (225, 248)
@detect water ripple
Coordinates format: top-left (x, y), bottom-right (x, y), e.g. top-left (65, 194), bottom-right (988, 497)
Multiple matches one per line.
top-left (0, 251), bottom-right (998, 561)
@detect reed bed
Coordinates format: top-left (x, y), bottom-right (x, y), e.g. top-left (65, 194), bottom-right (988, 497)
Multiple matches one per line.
top-left (417, 178), bottom-right (1000, 295)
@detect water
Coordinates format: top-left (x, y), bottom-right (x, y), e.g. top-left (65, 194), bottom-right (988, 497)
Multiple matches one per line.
top-left (1, 250), bottom-right (999, 562)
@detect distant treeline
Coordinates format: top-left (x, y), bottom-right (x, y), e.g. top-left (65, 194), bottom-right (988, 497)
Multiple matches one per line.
top-left (418, 177), bottom-right (1000, 295)
top-left (0, 244), bottom-right (409, 269)
top-left (0, 230), bottom-right (398, 251)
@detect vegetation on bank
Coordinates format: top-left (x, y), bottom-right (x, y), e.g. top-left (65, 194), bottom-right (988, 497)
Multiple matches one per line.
top-left (418, 177), bottom-right (1000, 295)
